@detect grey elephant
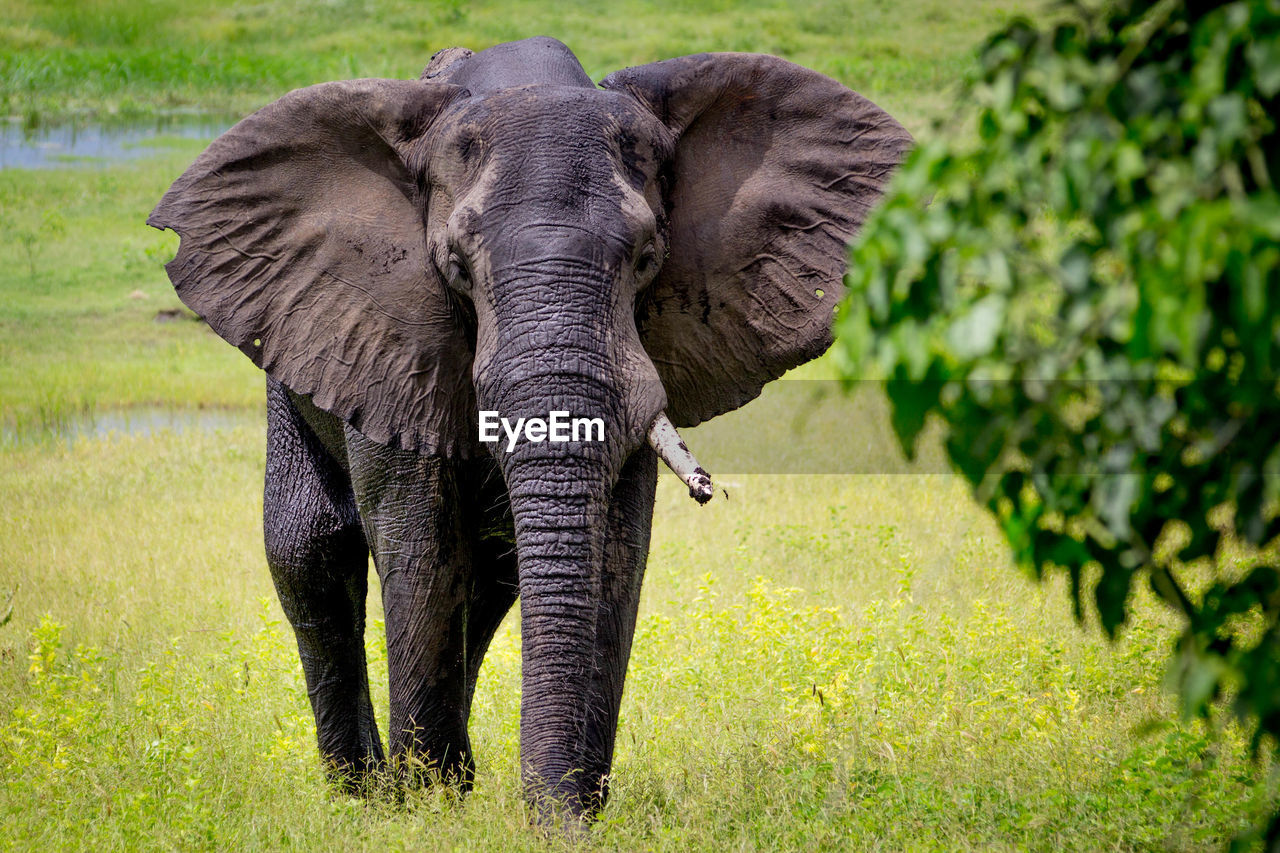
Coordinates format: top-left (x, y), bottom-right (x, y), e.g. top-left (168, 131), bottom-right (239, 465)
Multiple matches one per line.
top-left (149, 36), bottom-right (910, 823)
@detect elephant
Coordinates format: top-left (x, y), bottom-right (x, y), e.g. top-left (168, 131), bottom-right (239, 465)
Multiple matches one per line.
top-left (148, 36), bottom-right (910, 824)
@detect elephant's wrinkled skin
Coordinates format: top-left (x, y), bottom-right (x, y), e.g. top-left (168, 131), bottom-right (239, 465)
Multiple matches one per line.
top-left (149, 37), bottom-right (910, 821)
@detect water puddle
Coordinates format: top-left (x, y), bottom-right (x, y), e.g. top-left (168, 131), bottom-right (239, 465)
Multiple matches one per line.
top-left (3, 406), bottom-right (261, 448)
top-left (1, 115), bottom-right (233, 169)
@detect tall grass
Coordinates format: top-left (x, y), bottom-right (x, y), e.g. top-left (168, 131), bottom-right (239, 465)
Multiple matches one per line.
top-left (3, 428), bottom-right (1275, 849)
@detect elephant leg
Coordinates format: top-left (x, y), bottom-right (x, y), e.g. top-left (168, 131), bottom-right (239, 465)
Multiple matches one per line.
top-left (263, 381), bottom-right (384, 791)
top-left (346, 437), bottom-right (475, 787)
top-left (461, 460), bottom-right (520, 714)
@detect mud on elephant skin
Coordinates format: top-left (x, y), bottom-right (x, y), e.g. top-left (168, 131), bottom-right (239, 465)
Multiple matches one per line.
top-left (148, 36), bottom-right (910, 824)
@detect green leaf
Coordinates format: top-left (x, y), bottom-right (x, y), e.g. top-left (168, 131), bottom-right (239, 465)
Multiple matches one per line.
top-left (837, 1), bottom-right (1280, 837)
top-left (1247, 31), bottom-right (1280, 97)
top-left (945, 293), bottom-right (1006, 360)
top-left (1094, 553), bottom-right (1131, 638)
top-left (886, 373), bottom-right (942, 458)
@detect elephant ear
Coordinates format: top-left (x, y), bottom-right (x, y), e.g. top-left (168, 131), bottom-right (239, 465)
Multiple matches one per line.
top-left (602, 54), bottom-right (912, 427)
top-left (148, 78), bottom-right (477, 455)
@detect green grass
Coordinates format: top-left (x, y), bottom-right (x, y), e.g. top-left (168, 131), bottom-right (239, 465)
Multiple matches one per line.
top-left (4, 0), bottom-right (1027, 130)
top-left (3, 431), bottom-right (1277, 849)
top-left (4, 0), bottom-right (1278, 848)
top-left (0, 152), bottom-right (261, 436)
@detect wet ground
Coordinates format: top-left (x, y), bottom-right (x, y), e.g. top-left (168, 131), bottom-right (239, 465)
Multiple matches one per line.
top-left (2, 406), bottom-right (261, 448)
top-left (1, 115), bottom-right (232, 169)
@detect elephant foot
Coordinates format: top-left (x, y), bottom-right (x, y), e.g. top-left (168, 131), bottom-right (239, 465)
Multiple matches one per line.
top-left (528, 797), bottom-right (595, 841)
top-left (386, 724), bottom-right (477, 797)
top-left (391, 750), bottom-right (476, 794)
top-left (316, 709), bottom-right (388, 798)
top-left (323, 755), bottom-right (390, 800)
top-left (523, 767), bottom-right (611, 837)
top-left (322, 757), bottom-right (471, 804)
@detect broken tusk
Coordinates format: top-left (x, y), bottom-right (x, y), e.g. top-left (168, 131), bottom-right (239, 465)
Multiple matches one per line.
top-left (647, 412), bottom-right (713, 505)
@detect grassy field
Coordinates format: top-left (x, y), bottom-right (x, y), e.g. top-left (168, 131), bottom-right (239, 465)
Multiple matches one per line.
top-left (3, 0), bottom-right (1278, 849)
top-left (5, 431), bottom-right (1278, 850)
top-left (2, 0), bottom-right (1013, 130)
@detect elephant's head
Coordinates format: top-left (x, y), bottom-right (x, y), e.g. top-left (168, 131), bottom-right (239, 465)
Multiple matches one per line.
top-left (149, 36), bottom-right (910, 814)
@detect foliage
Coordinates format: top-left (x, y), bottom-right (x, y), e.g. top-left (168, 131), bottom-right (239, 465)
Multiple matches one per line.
top-left (837, 0), bottom-right (1280, 841)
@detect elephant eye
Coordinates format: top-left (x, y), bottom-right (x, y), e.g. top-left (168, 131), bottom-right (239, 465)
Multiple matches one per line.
top-left (446, 251), bottom-right (472, 291)
top-left (635, 243), bottom-right (659, 281)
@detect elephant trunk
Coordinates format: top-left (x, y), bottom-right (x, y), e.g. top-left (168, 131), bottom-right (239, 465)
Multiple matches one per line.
top-left (478, 355), bottom-right (650, 819)
top-left (506, 450), bottom-right (611, 814)
top-left (472, 247), bottom-right (670, 819)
